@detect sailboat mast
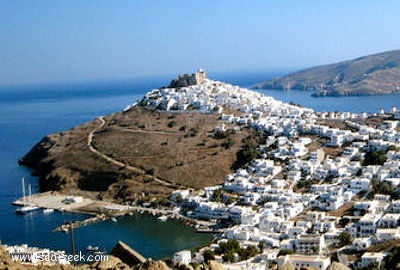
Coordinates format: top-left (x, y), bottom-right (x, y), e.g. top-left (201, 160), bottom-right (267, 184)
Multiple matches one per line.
top-left (28, 184), bottom-right (32, 203)
top-left (22, 177), bottom-right (26, 202)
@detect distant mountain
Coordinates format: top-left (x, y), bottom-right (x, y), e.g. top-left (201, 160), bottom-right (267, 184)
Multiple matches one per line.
top-left (254, 50), bottom-right (400, 96)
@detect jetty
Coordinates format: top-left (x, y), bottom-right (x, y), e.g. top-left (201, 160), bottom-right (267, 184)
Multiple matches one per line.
top-left (54, 214), bottom-right (107, 232)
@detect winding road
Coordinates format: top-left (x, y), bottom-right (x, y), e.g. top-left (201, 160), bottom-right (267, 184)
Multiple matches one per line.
top-left (87, 116), bottom-right (183, 189)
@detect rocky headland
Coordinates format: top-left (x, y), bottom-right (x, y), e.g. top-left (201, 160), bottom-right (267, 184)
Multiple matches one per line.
top-left (254, 49), bottom-right (400, 96)
top-left (19, 73), bottom-right (284, 203)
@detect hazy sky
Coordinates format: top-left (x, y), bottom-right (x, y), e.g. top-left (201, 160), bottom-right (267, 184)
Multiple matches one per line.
top-left (1, 1), bottom-right (400, 86)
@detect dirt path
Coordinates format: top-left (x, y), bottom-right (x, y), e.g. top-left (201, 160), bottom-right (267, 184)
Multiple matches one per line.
top-left (87, 117), bottom-right (182, 189)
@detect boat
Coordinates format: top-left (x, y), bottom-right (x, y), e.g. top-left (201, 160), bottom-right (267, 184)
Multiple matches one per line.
top-left (111, 217), bottom-right (117, 222)
top-left (43, 208), bottom-right (54, 214)
top-left (16, 205), bottom-right (40, 214)
top-left (93, 249), bottom-right (105, 255)
top-left (16, 179), bottom-right (40, 214)
top-left (157, 215), bottom-right (168, 221)
top-left (86, 245), bottom-right (99, 252)
top-left (60, 225), bottom-right (69, 233)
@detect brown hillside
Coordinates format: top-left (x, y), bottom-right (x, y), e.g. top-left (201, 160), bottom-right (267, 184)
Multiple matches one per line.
top-left (20, 106), bottom-right (251, 202)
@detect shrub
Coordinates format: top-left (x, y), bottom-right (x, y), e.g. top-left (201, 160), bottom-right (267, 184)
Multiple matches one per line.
top-left (168, 121), bottom-right (177, 128)
top-left (370, 179), bottom-right (395, 196)
top-left (363, 150), bottom-right (387, 166)
top-left (203, 249), bottom-right (215, 263)
top-left (222, 251), bottom-right (235, 263)
top-left (278, 249), bottom-right (294, 256)
top-left (223, 137), bottom-right (236, 149)
top-left (232, 137), bottom-right (260, 170)
top-left (338, 231), bottom-right (353, 247)
top-left (338, 217), bottom-right (351, 227)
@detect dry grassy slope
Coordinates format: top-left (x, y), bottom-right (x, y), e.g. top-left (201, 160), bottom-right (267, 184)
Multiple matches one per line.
top-left (20, 120), bottom-right (121, 192)
top-left (95, 106), bottom-right (250, 190)
top-left (21, 106), bottom-right (251, 201)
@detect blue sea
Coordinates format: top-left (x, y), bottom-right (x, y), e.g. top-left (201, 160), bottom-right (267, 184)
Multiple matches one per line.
top-left (1, 71), bottom-right (400, 259)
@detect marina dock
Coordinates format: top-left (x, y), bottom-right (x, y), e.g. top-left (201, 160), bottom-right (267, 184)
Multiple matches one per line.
top-left (13, 191), bottom-right (217, 232)
top-left (13, 191), bottom-right (131, 215)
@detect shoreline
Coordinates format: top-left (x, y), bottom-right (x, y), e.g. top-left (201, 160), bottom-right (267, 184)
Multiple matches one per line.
top-left (12, 191), bottom-right (218, 233)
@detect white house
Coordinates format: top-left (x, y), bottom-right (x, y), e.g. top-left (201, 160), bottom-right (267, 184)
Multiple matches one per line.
top-left (358, 214), bottom-right (381, 236)
top-left (359, 252), bottom-right (387, 269)
top-left (173, 250), bottom-right (191, 265)
top-left (295, 234), bottom-right (326, 255)
top-left (347, 178), bottom-right (371, 194)
top-left (379, 213), bottom-right (400, 228)
top-left (277, 255), bottom-right (331, 270)
top-left (376, 228), bottom-right (400, 242)
top-left (352, 237), bottom-right (373, 251)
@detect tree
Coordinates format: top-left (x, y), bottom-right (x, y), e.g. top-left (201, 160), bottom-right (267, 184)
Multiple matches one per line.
top-left (245, 245), bottom-right (259, 258)
top-left (203, 249), bottom-right (215, 263)
top-left (384, 246), bottom-right (400, 270)
top-left (338, 217), bottom-right (351, 227)
top-left (232, 137), bottom-right (259, 170)
top-left (278, 249), bottom-right (294, 256)
top-left (371, 178), bottom-right (395, 196)
top-left (338, 231), bottom-right (353, 247)
top-left (222, 251), bottom-right (235, 263)
top-left (211, 188), bottom-right (224, 203)
top-left (363, 150), bottom-right (387, 166)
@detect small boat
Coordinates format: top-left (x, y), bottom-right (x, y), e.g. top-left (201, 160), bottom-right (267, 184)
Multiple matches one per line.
top-left (93, 250), bottom-right (105, 255)
top-left (43, 208), bottom-right (54, 214)
top-left (16, 205), bottom-right (40, 214)
top-left (157, 215), bottom-right (168, 221)
top-left (86, 245), bottom-right (99, 252)
top-left (111, 217), bottom-right (117, 222)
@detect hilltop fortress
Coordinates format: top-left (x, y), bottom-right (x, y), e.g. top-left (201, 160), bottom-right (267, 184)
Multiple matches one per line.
top-left (168, 69), bottom-right (206, 88)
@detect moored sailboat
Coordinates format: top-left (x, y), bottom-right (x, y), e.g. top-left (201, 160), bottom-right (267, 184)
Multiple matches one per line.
top-left (16, 178), bottom-right (39, 214)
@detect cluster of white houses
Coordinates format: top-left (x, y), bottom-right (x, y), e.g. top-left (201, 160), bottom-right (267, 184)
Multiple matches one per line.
top-left (137, 75), bottom-right (400, 269)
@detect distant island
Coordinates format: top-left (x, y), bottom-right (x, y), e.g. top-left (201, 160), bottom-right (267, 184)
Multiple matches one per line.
top-left (254, 49), bottom-right (400, 96)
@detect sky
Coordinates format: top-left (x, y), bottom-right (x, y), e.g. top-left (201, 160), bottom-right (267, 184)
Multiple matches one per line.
top-left (1, 1), bottom-right (400, 87)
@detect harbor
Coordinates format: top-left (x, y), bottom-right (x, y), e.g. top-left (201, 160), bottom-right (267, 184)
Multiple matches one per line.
top-left (12, 191), bottom-right (217, 233)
